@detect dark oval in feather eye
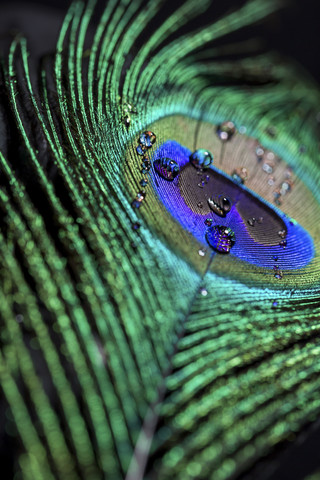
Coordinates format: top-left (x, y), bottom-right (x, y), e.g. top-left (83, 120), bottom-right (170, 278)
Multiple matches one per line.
top-left (149, 139), bottom-right (314, 271)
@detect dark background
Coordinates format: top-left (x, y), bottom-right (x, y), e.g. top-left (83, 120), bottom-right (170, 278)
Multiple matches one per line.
top-left (0, 1), bottom-right (320, 479)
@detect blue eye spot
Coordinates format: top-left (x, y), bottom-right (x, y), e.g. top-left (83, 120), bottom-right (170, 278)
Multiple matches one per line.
top-left (150, 140), bottom-right (314, 270)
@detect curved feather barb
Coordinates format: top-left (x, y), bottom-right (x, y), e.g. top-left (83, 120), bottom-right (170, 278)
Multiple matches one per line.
top-left (0, 0), bottom-right (320, 479)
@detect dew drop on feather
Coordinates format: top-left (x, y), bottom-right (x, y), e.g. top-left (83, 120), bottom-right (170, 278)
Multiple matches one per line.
top-left (139, 131), bottom-right (156, 148)
top-left (206, 225), bottom-right (235, 253)
top-left (154, 158), bottom-right (180, 180)
top-left (189, 149), bottom-right (214, 169)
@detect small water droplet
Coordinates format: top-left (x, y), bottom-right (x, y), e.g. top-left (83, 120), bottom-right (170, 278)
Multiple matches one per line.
top-left (132, 222), bottom-right (141, 230)
top-left (139, 131), bottom-right (156, 148)
top-left (198, 248), bottom-right (206, 256)
top-left (280, 181), bottom-right (292, 195)
top-left (206, 225), bottom-right (235, 254)
top-left (197, 182), bottom-right (204, 188)
top-left (239, 125), bottom-right (247, 134)
top-left (200, 287), bottom-right (208, 296)
top-left (257, 217), bottom-right (264, 224)
top-left (140, 178), bottom-right (148, 187)
top-left (272, 300), bottom-right (278, 307)
top-left (154, 158), bottom-right (179, 180)
top-left (279, 239), bottom-right (287, 248)
top-left (189, 149), bottom-right (213, 169)
top-left (197, 202), bottom-right (203, 208)
top-left (266, 126), bottom-right (277, 137)
top-left (141, 159), bottom-right (151, 169)
top-left (204, 218), bottom-right (213, 226)
top-left (136, 145), bottom-right (146, 155)
top-left (256, 146), bottom-right (264, 160)
top-left (132, 200), bottom-right (141, 209)
top-left (272, 255), bottom-right (278, 261)
top-left (231, 167), bottom-right (248, 184)
top-left (262, 163), bottom-right (273, 174)
top-left (278, 229), bottom-right (286, 239)
top-left (267, 176), bottom-right (275, 186)
top-left (299, 145), bottom-right (307, 153)
top-left (123, 115), bottom-right (131, 128)
top-left (16, 314), bottom-right (24, 323)
top-left (273, 265), bottom-right (280, 271)
top-left (216, 121), bottom-right (236, 141)
top-left (274, 272), bottom-right (283, 280)
top-left (247, 218), bottom-right (256, 227)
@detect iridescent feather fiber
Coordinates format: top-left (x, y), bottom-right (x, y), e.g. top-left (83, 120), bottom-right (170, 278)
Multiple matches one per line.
top-left (0, 1), bottom-right (320, 479)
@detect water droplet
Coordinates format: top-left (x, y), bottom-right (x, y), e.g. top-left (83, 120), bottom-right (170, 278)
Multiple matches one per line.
top-left (139, 131), bottom-right (156, 148)
top-left (198, 248), bottom-right (206, 256)
top-left (280, 181), bottom-right (292, 195)
top-left (136, 145), bottom-right (146, 155)
top-left (154, 158), bottom-right (179, 180)
top-left (279, 239), bottom-right (287, 248)
top-left (272, 255), bottom-right (278, 261)
top-left (132, 222), bottom-right (141, 230)
top-left (206, 225), bottom-right (235, 254)
top-left (247, 218), bottom-right (256, 227)
top-left (16, 314), bottom-right (24, 323)
top-left (216, 121), bottom-right (236, 141)
top-left (208, 195), bottom-right (231, 217)
top-left (204, 218), bottom-right (213, 226)
top-left (267, 176), bottom-right (275, 186)
top-left (299, 145), bottom-right (307, 153)
top-left (274, 272), bottom-right (283, 280)
top-left (278, 229), bottom-right (286, 239)
top-left (140, 178), bottom-right (148, 187)
top-left (273, 265), bottom-right (280, 271)
top-left (266, 126), bottom-right (277, 137)
top-left (132, 200), bottom-right (141, 209)
top-left (272, 300), bottom-right (278, 307)
top-left (200, 287), bottom-right (208, 296)
top-left (197, 202), bottom-right (203, 208)
top-left (256, 146), bottom-right (264, 160)
top-left (239, 125), bottom-right (247, 134)
top-left (141, 159), bottom-right (151, 169)
top-left (257, 217), bottom-right (264, 224)
top-left (197, 182), bottom-right (204, 188)
top-left (123, 115), bottom-right (131, 128)
top-left (189, 149), bottom-right (214, 169)
top-left (231, 167), bottom-right (248, 184)
top-left (262, 163), bottom-right (273, 174)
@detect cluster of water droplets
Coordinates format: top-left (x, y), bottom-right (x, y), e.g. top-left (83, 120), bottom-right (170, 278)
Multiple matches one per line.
top-left (132, 131), bottom-right (157, 213)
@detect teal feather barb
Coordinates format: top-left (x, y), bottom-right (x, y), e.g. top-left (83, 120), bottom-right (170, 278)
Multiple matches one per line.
top-left (0, 0), bottom-right (320, 479)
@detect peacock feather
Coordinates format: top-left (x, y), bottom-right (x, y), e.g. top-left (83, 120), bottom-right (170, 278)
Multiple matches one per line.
top-left (0, 0), bottom-right (320, 479)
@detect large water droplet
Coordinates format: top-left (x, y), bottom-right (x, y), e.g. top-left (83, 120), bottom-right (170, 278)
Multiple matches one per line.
top-left (154, 158), bottom-right (180, 180)
top-left (206, 225), bottom-right (235, 254)
top-left (189, 149), bottom-right (213, 169)
top-left (208, 195), bottom-right (232, 217)
top-left (139, 131), bottom-right (156, 148)
top-left (216, 121), bottom-right (236, 141)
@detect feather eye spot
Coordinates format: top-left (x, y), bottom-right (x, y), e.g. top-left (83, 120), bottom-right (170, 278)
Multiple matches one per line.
top-left (206, 225), bottom-right (236, 254)
top-left (189, 149), bottom-right (213, 169)
top-left (154, 158), bottom-right (180, 180)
